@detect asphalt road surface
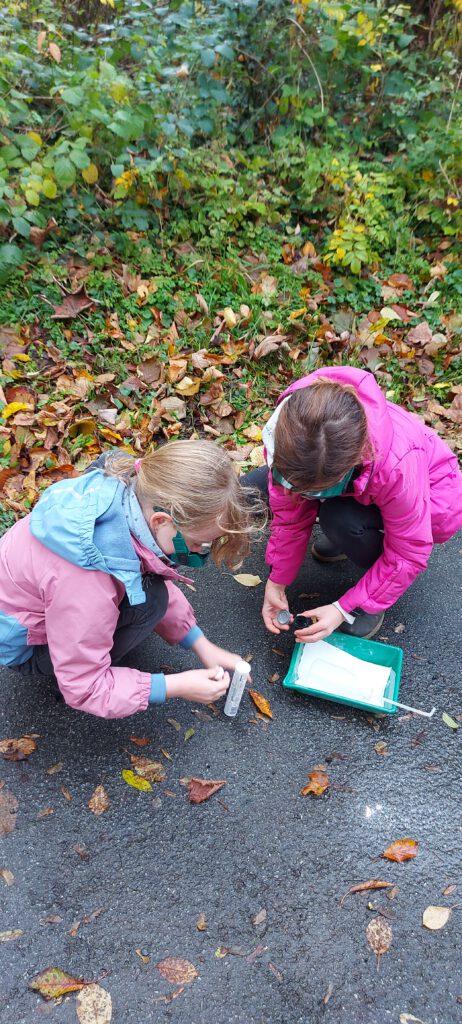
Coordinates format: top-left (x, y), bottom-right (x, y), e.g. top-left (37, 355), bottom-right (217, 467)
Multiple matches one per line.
top-left (1, 529), bottom-right (461, 1024)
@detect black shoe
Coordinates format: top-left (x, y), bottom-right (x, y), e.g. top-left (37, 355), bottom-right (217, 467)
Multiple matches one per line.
top-left (311, 532), bottom-right (347, 563)
top-left (339, 609), bottom-right (384, 640)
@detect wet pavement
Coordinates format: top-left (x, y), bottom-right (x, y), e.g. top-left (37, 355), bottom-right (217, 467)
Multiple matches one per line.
top-left (1, 530), bottom-right (461, 1023)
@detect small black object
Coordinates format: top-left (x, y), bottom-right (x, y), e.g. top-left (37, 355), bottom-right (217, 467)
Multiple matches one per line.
top-left (293, 614), bottom-right (309, 630)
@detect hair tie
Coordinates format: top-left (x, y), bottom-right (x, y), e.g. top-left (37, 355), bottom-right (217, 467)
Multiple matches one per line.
top-left (134, 458), bottom-right (142, 474)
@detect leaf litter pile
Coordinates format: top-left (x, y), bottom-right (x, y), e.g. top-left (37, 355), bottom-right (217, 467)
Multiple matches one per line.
top-left (0, 231), bottom-right (461, 522)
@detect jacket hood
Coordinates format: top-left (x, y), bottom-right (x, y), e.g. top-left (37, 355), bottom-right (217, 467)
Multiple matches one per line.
top-left (30, 469), bottom-right (147, 605)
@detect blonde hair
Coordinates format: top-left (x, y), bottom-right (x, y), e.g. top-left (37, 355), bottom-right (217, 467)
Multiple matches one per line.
top-left (103, 439), bottom-right (263, 568)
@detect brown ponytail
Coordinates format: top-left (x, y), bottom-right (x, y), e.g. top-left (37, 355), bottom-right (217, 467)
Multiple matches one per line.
top-left (274, 380), bottom-right (369, 492)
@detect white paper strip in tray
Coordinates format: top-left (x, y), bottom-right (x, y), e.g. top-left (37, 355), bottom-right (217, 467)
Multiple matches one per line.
top-left (295, 640), bottom-right (392, 707)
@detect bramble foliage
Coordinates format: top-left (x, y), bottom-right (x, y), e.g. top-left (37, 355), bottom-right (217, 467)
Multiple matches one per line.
top-left (0, 0), bottom-right (460, 272)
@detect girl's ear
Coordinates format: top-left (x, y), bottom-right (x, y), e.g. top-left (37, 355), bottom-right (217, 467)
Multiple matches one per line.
top-left (148, 510), bottom-right (173, 533)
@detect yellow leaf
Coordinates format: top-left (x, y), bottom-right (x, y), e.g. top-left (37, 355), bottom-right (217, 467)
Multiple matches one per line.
top-left (121, 769), bottom-right (152, 792)
top-left (12, 353), bottom-right (30, 362)
top-left (232, 573), bottom-right (262, 587)
top-left (27, 131), bottom-right (43, 147)
top-left (175, 376), bottom-right (200, 396)
top-left (249, 690), bottom-right (273, 719)
top-left (288, 307), bottom-right (307, 320)
top-left (82, 163), bottom-right (99, 184)
top-left (222, 306), bottom-right (237, 328)
top-left (1, 401), bottom-right (34, 420)
top-left (242, 424), bottom-right (262, 442)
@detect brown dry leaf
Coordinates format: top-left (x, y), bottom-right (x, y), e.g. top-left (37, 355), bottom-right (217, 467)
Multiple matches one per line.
top-left (129, 755), bottom-right (166, 783)
top-left (0, 868), bottom-right (14, 886)
top-left (406, 322), bottom-right (433, 347)
top-left (386, 273), bottom-right (414, 291)
top-left (37, 807), bottom-right (54, 819)
top-left (0, 789), bottom-right (18, 836)
top-left (187, 778), bottom-right (226, 804)
top-left (129, 736), bottom-right (150, 747)
top-left (251, 273), bottom-right (277, 297)
top-left (0, 929), bottom-right (23, 942)
top-left (251, 909), bottom-right (267, 927)
top-left (168, 358), bottom-right (188, 383)
top-left (374, 741), bottom-right (389, 756)
top-left (48, 41), bottom-right (61, 62)
top-left (254, 334), bottom-right (289, 359)
top-left (340, 880), bottom-right (394, 907)
top-left (196, 912), bottom-right (207, 931)
top-left (138, 358), bottom-right (162, 385)
top-left (366, 916), bottom-right (392, 970)
top-left (51, 286), bottom-right (95, 319)
top-left (0, 736), bottom-right (37, 761)
top-left (88, 785), bottom-right (109, 816)
top-left (60, 786), bottom-right (72, 802)
top-left (29, 967), bottom-right (87, 1000)
top-left (422, 905), bottom-right (451, 931)
top-left (382, 838), bottom-right (418, 862)
top-left (300, 769), bottom-right (329, 797)
top-left (76, 983), bottom-right (112, 1023)
top-left (249, 690), bottom-right (273, 719)
top-left (46, 762), bottom-right (63, 775)
top-left (156, 957), bottom-right (198, 985)
top-left (442, 884), bottom-right (456, 896)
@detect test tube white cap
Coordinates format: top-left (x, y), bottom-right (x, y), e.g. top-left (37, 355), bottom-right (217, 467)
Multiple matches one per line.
top-left (234, 660), bottom-right (251, 676)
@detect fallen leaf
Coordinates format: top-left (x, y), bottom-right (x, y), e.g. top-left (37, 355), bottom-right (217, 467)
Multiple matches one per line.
top-left (184, 727), bottom-right (195, 742)
top-left (366, 916), bottom-right (392, 970)
top-left (187, 778), bottom-right (226, 804)
top-left (422, 905), bottom-right (451, 930)
top-left (29, 967), bottom-right (87, 1000)
top-left (399, 1015), bottom-right (428, 1024)
top-left (129, 755), bottom-right (166, 783)
top-left (76, 983), bottom-right (112, 1023)
top-left (0, 929), bottom-right (23, 941)
top-left (249, 690), bottom-right (273, 719)
top-left (268, 673), bottom-right (280, 684)
top-left (222, 306), bottom-right (237, 327)
top-left (175, 376), bottom-right (200, 396)
top-left (138, 358), bottom-right (162, 385)
top-left (129, 736), bottom-right (150, 746)
top-left (46, 762), bottom-right (63, 775)
top-left (268, 962), bottom-right (284, 983)
top-left (0, 735), bottom-right (37, 761)
top-left (251, 909), bottom-right (267, 927)
top-left (167, 718), bottom-right (181, 732)
top-left (394, 623), bottom-right (405, 634)
top-left (442, 884), bottom-right (456, 896)
top-left (254, 334), bottom-right (289, 359)
top-left (232, 573), bottom-right (262, 587)
top-left (60, 785), bottom-right (72, 802)
top-left (121, 769), bottom-right (152, 792)
top-left (386, 273), bottom-right (414, 291)
top-left (88, 785), bottom-right (109, 816)
top-left (135, 948), bottom-right (150, 964)
top-left (0, 789), bottom-right (18, 835)
top-left (442, 712), bottom-right (459, 730)
top-left (196, 912), bottom-right (207, 931)
top-left (374, 741), bottom-right (389, 756)
top-left (340, 879), bottom-right (394, 907)
top-left (382, 838), bottom-right (418, 862)
top-left (322, 982), bottom-right (334, 1005)
top-left (48, 41), bottom-right (61, 62)
top-left (300, 769), bottom-right (329, 797)
top-left (0, 868), bottom-right (14, 886)
top-left (156, 958), bottom-right (198, 984)
top-left (37, 807), bottom-right (54, 819)
top-left (1, 401), bottom-right (34, 421)
top-left (51, 286), bottom-right (95, 319)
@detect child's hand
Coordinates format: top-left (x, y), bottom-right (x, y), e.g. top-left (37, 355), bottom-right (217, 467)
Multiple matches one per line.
top-left (165, 667), bottom-right (230, 704)
top-left (294, 604), bottom-right (344, 644)
top-left (193, 637), bottom-right (245, 675)
top-left (262, 579), bottom-right (290, 634)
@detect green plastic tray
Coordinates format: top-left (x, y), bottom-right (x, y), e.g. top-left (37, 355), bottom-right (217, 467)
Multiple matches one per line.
top-left (283, 631), bottom-right (403, 714)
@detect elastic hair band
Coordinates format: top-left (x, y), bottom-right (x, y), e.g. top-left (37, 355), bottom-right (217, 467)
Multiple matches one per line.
top-left (134, 458), bottom-right (142, 474)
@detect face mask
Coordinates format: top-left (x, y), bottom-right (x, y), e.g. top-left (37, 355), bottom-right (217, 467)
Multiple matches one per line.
top-left (171, 529), bottom-right (211, 568)
top-left (273, 466), bottom-right (354, 500)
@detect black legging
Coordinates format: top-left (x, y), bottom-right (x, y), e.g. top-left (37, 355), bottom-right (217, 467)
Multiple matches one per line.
top-left (242, 466), bottom-right (383, 571)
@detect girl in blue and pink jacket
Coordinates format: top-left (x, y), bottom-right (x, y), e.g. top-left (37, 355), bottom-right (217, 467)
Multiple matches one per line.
top-left (0, 440), bottom-right (255, 718)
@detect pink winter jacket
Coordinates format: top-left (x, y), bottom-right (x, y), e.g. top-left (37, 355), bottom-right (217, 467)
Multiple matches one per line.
top-left (266, 366), bottom-right (462, 613)
top-left (0, 515), bottom-right (197, 718)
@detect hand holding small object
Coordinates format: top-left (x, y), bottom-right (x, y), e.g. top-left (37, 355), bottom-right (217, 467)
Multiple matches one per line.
top-left (263, 579), bottom-right (290, 634)
top-left (294, 604), bottom-right (344, 644)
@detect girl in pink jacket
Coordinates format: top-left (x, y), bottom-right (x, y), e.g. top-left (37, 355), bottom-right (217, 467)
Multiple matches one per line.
top-left (0, 439), bottom-right (256, 718)
top-left (252, 366), bottom-right (462, 641)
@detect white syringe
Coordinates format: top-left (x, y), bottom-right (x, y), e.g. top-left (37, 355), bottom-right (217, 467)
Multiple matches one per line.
top-left (223, 660), bottom-right (251, 718)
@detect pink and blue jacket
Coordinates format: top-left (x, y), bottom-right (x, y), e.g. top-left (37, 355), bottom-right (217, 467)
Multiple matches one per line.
top-left (265, 366), bottom-right (462, 613)
top-left (0, 468), bottom-right (201, 718)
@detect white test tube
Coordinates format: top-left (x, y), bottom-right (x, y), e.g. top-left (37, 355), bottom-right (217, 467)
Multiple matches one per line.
top-left (223, 660), bottom-right (251, 718)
